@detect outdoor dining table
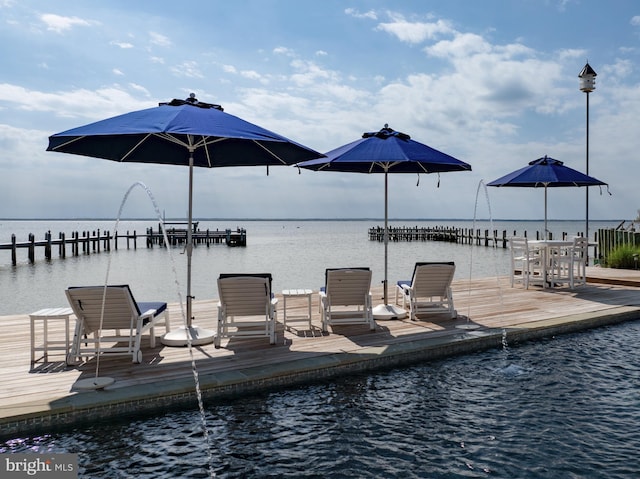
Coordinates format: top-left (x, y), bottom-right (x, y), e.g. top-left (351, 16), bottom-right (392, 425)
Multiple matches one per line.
top-left (528, 239), bottom-right (575, 287)
top-left (529, 239), bottom-right (595, 287)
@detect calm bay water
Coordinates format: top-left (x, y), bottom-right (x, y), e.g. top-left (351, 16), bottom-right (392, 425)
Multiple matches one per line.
top-left (0, 218), bottom-right (620, 316)
top-left (2, 320), bottom-right (639, 478)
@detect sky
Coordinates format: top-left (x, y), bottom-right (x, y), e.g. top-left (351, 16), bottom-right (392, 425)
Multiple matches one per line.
top-left (0, 0), bottom-right (638, 223)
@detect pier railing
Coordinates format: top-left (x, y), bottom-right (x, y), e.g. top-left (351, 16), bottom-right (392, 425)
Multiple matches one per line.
top-left (0, 226), bottom-right (246, 265)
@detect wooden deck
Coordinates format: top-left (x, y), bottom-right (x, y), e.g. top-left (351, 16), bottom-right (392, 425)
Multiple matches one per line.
top-left (2, 266), bottom-right (640, 438)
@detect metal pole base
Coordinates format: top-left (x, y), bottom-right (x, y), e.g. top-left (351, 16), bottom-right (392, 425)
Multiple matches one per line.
top-left (73, 376), bottom-right (115, 391)
top-left (161, 325), bottom-right (216, 346)
top-left (372, 303), bottom-right (407, 320)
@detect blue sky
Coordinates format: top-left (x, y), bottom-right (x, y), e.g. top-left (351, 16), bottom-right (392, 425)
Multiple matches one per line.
top-left (0, 0), bottom-right (638, 223)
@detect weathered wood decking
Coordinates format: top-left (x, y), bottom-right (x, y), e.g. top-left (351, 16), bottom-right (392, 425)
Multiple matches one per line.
top-left (2, 267), bottom-right (640, 438)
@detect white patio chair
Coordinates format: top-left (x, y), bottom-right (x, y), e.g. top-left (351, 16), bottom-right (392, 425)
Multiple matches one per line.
top-left (394, 262), bottom-right (457, 320)
top-left (65, 285), bottom-right (170, 364)
top-left (215, 273), bottom-right (277, 348)
top-left (509, 237), bottom-right (545, 289)
top-left (319, 268), bottom-right (375, 332)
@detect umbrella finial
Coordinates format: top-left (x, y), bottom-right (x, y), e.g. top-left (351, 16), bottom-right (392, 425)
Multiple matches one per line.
top-left (362, 125), bottom-right (411, 141)
top-left (160, 94), bottom-right (224, 111)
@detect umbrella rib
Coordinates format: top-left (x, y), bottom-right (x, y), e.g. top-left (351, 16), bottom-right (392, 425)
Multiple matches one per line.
top-left (156, 132), bottom-right (191, 148)
top-left (49, 135), bottom-right (86, 151)
top-left (200, 136), bottom-right (228, 168)
top-left (121, 134), bottom-right (154, 162)
top-left (253, 140), bottom-right (289, 165)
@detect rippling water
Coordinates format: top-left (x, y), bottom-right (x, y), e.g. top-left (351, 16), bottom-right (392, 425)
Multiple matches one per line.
top-left (3, 320), bottom-right (639, 478)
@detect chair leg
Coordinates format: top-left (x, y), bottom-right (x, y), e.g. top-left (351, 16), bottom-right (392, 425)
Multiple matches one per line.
top-left (409, 296), bottom-right (416, 321)
top-left (215, 308), bottom-right (222, 348)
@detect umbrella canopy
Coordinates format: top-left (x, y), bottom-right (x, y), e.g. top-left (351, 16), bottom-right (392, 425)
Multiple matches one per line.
top-left (48, 94), bottom-right (319, 167)
top-left (298, 124), bottom-right (471, 319)
top-left (48, 93), bottom-right (323, 345)
top-left (487, 155), bottom-right (607, 238)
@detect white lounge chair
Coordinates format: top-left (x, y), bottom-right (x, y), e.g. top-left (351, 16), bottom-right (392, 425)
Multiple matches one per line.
top-left (215, 273), bottom-right (277, 348)
top-left (319, 268), bottom-right (375, 332)
top-left (394, 262), bottom-right (457, 320)
top-left (509, 237), bottom-right (545, 289)
top-left (65, 285), bottom-right (170, 364)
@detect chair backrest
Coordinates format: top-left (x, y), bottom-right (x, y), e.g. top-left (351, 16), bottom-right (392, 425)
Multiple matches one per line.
top-left (572, 236), bottom-right (589, 258)
top-left (66, 285), bottom-right (138, 334)
top-left (324, 268), bottom-right (372, 306)
top-left (410, 262), bottom-right (455, 297)
top-left (218, 273), bottom-right (272, 317)
top-left (509, 237), bottom-right (529, 257)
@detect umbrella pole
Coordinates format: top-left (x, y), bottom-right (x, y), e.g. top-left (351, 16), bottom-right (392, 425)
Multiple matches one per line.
top-left (187, 153), bottom-right (194, 326)
top-left (162, 149), bottom-right (216, 346)
top-left (383, 171), bottom-right (389, 304)
top-left (544, 186), bottom-right (548, 240)
top-left (371, 170), bottom-right (407, 320)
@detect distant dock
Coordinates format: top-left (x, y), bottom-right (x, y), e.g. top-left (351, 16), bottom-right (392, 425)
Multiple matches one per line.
top-left (146, 222), bottom-right (247, 248)
top-left (368, 225), bottom-right (640, 265)
top-left (0, 223), bottom-right (246, 266)
top-left (368, 225), bottom-right (561, 248)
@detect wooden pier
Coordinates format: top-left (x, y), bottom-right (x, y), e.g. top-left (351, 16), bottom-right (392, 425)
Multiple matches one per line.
top-left (369, 225), bottom-right (589, 248)
top-left (0, 225), bottom-right (246, 266)
top-left (146, 223), bottom-right (247, 248)
top-left (2, 267), bottom-right (640, 439)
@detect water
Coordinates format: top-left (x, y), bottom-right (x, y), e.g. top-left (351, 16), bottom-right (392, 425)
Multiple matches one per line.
top-left (0, 219), bottom-right (620, 316)
top-left (2, 320), bottom-right (639, 478)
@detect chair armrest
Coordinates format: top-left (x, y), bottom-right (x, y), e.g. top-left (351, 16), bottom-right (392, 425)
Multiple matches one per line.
top-left (139, 309), bottom-right (157, 318)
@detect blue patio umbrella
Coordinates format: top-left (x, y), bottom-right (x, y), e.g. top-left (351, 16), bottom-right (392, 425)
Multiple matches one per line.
top-left (48, 93), bottom-right (323, 346)
top-left (487, 155), bottom-right (608, 239)
top-left (298, 124), bottom-right (471, 319)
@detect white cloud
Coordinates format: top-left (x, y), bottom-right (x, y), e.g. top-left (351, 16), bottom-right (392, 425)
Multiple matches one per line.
top-left (149, 31), bottom-right (171, 47)
top-left (425, 32), bottom-right (492, 58)
top-left (376, 14), bottom-right (454, 44)
top-left (345, 8), bottom-right (377, 20)
top-left (0, 83), bottom-right (152, 120)
top-left (40, 13), bottom-right (93, 33)
top-left (288, 59), bottom-right (337, 87)
top-left (273, 46), bottom-right (295, 57)
top-left (631, 15), bottom-right (640, 26)
top-left (129, 83), bottom-right (149, 96)
top-left (111, 41), bottom-right (134, 49)
top-left (240, 70), bottom-right (263, 81)
top-left (170, 61), bottom-right (203, 79)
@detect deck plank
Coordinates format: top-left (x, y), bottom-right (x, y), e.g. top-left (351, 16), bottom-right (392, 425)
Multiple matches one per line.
top-left (2, 267), bottom-right (640, 437)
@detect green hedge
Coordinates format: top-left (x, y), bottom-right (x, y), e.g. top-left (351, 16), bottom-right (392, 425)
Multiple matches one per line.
top-left (605, 245), bottom-right (640, 269)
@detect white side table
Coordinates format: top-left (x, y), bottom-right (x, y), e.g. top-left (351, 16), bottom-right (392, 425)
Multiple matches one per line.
top-left (29, 307), bottom-right (74, 363)
top-left (281, 289), bottom-right (313, 330)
